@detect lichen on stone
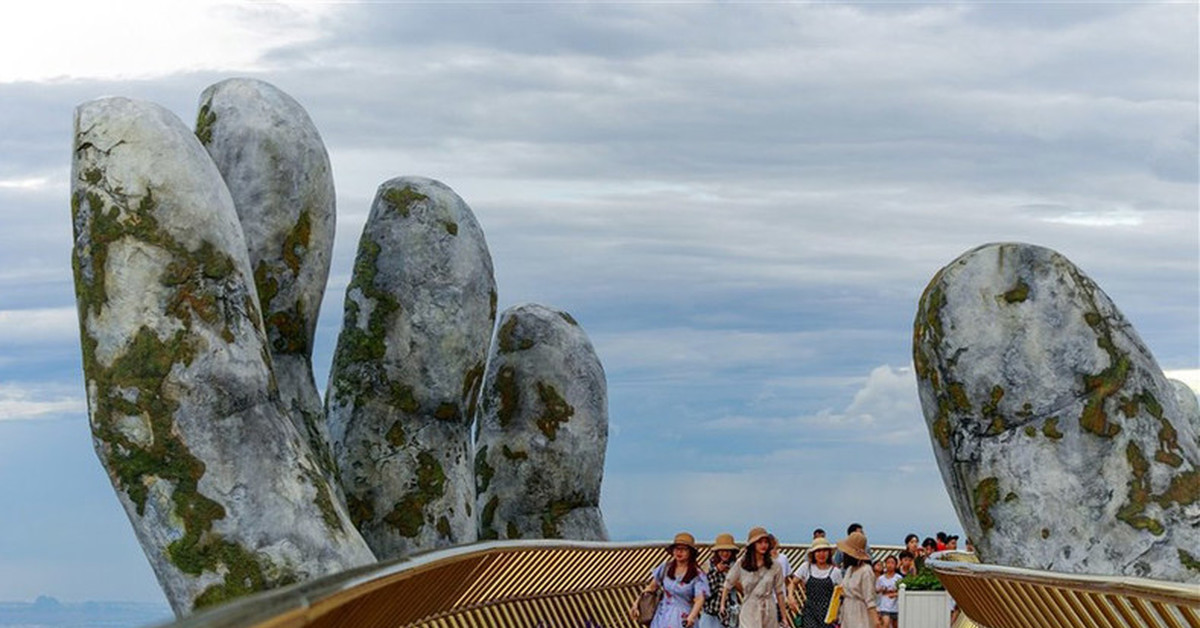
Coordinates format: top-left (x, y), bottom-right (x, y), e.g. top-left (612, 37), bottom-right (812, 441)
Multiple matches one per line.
top-left (346, 492), bottom-right (374, 529)
top-left (541, 494), bottom-right (589, 538)
top-left (194, 99), bottom-right (216, 146)
top-left (498, 316), bottom-right (535, 353)
top-left (501, 445), bottom-right (528, 460)
top-left (1001, 279), bottom-right (1029, 303)
top-left (973, 477), bottom-right (1001, 532)
top-left (386, 421), bottom-right (406, 448)
top-left (474, 446), bottom-right (494, 494)
top-left (982, 385), bottom-right (1006, 435)
top-left (1042, 417), bottom-right (1063, 440)
top-left (280, 210), bottom-right (311, 275)
top-left (381, 185), bottom-right (427, 217)
top-left (535, 382), bottom-right (574, 440)
top-left (1076, 287), bottom-right (1128, 438)
top-left (479, 495), bottom-right (500, 540)
top-left (434, 402), bottom-right (459, 422)
top-left (1116, 443), bottom-right (1164, 536)
top-left (383, 451), bottom-right (446, 538)
top-left (495, 365), bottom-right (519, 427)
top-left (1180, 549), bottom-right (1200, 573)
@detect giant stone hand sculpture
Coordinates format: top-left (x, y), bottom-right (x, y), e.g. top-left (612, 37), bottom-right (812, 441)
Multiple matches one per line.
top-left (71, 81), bottom-right (610, 615)
top-left (913, 242), bottom-right (1199, 582)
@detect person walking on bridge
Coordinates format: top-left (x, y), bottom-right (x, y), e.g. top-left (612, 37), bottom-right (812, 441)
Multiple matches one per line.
top-left (719, 527), bottom-right (786, 628)
top-left (793, 536), bottom-right (841, 628)
top-left (835, 531), bottom-right (880, 628)
top-left (630, 532), bottom-right (710, 628)
top-left (699, 533), bottom-right (740, 628)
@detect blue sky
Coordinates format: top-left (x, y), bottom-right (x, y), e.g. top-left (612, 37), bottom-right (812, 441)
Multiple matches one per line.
top-left (0, 1), bottom-right (1196, 607)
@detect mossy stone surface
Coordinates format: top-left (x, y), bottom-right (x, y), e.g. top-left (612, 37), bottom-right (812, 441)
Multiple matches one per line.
top-left (475, 304), bottom-right (608, 542)
top-left (197, 79), bottom-right (341, 496)
top-left (913, 242), bottom-right (1199, 583)
top-left (326, 176), bottom-right (494, 559)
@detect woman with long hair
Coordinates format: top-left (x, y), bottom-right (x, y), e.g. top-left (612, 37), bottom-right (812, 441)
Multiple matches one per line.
top-left (718, 527), bottom-right (786, 628)
top-left (793, 536), bottom-right (841, 628)
top-left (629, 532), bottom-right (710, 628)
top-left (698, 533), bottom-right (739, 628)
top-left (835, 531), bottom-right (880, 628)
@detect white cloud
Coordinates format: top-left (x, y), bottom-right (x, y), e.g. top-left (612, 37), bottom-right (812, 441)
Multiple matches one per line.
top-left (0, 308), bottom-right (79, 346)
top-left (0, 1), bottom-right (338, 83)
top-left (700, 365), bottom-right (925, 445)
top-left (0, 383), bottom-right (84, 421)
top-left (0, 177), bottom-right (49, 190)
top-left (1042, 208), bottom-right (1144, 227)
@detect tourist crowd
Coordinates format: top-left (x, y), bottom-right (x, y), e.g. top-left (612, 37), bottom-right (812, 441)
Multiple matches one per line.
top-left (628, 525), bottom-right (967, 628)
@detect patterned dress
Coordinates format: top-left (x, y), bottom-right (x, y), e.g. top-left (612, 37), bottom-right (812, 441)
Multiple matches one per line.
top-left (652, 563), bottom-right (711, 628)
top-left (699, 562), bottom-right (738, 628)
top-left (723, 560), bottom-right (784, 628)
top-left (797, 564), bottom-right (840, 628)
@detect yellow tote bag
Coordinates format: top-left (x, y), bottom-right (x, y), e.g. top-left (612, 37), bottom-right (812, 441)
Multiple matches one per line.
top-left (824, 584), bottom-right (843, 624)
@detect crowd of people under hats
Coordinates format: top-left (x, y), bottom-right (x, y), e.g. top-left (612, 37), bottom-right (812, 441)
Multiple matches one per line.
top-left (628, 525), bottom-right (969, 628)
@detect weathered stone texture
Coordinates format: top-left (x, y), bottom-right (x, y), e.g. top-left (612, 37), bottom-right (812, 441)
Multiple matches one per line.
top-left (913, 242), bottom-right (1199, 582)
top-left (71, 97), bottom-right (374, 616)
top-left (326, 177), bottom-right (496, 559)
top-left (196, 78), bottom-right (339, 493)
top-left (475, 303), bottom-right (609, 542)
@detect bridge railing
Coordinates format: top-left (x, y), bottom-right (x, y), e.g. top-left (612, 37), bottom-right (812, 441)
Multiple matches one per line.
top-left (158, 539), bottom-right (901, 627)
top-left (927, 550), bottom-right (1200, 628)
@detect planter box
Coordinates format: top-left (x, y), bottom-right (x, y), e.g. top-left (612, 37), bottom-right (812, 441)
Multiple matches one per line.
top-left (897, 585), bottom-right (952, 628)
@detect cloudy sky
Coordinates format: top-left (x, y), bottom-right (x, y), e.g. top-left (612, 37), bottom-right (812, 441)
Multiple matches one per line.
top-left (0, 1), bottom-right (1196, 608)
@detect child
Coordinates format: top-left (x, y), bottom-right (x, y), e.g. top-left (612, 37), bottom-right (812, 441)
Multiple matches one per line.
top-left (875, 556), bottom-right (902, 628)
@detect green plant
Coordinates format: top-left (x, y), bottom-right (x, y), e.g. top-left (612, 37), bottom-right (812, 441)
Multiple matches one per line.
top-left (898, 566), bottom-right (945, 591)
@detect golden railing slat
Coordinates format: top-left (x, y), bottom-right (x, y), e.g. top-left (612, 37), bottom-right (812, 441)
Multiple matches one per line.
top-left (929, 551), bottom-right (1199, 628)
top-left (1179, 604), bottom-right (1200, 628)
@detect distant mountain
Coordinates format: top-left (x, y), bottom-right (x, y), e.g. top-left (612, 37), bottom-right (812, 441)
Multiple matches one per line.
top-left (0, 597), bottom-right (172, 628)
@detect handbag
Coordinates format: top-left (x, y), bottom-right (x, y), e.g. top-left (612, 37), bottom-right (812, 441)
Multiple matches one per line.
top-left (637, 562), bottom-right (668, 625)
top-left (637, 588), bottom-right (662, 626)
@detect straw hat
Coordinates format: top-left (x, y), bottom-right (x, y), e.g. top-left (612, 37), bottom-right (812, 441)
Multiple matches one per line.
top-left (746, 526), bottom-right (770, 546)
top-left (711, 533), bottom-right (738, 552)
top-left (807, 536), bottom-right (835, 557)
top-left (837, 531), bottom-right (871, 561)
top-left (667, 532), bottom-right (699, 556)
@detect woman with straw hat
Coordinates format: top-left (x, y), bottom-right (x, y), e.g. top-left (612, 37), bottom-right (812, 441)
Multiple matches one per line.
top-left (629, 532), bottom-right (710, 628)
top-left (718, 527), bottom-right (786, 628)
top-left (698, 533), bottom-right (740, 628)
top-left (835, 531), bottom-right (879, 628)
top-left (793, 536), bottom-right (841, 628)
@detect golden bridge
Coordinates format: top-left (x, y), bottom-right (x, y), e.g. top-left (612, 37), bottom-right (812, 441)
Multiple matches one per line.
top-left (158, 540), bottom-right (1200, 628)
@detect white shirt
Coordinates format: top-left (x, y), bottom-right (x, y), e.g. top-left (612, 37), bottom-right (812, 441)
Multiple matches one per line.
top-left (876, 573), bottom-right (902, 613)
top-left (793, 562), bottom-right (843, 585)
top-left (776, 552), bottom-right (791, 579)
